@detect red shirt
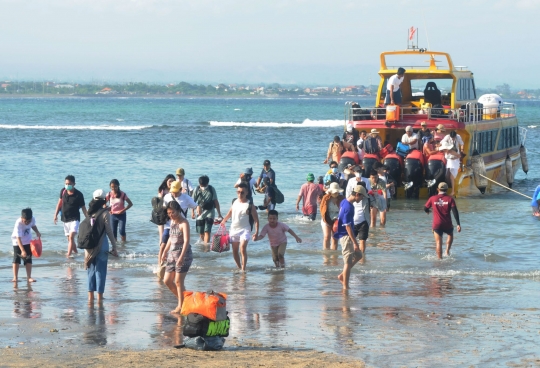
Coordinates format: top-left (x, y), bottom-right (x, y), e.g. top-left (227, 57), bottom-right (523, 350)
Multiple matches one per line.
top-left (298, 182), bottom-right (323, 215)
top-left (424, 193), bottom-right (456, 230)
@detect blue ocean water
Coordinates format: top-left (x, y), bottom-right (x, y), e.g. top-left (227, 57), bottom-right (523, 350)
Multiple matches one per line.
top-left (0, 97), bottom-right (539, 366)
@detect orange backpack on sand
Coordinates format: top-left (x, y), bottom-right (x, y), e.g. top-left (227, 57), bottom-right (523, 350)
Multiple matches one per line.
top-left (181, 291), bottom-right (227, 321)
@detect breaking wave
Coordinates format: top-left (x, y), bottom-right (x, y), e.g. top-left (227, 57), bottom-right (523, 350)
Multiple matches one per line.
top-left (209, 119), bottom-right (344, 128)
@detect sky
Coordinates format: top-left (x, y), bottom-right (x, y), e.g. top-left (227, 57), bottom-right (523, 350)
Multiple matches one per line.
top-left (0, 0), bottom-right (537, 88)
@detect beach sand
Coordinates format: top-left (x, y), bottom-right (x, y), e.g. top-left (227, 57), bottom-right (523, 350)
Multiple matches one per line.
top-left (1, 347), bottom-right (364, 368)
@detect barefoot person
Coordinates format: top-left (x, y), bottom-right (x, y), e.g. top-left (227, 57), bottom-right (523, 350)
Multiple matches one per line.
top-left (85, 190), bottom-right (118, 304)
top-left (424, 182), bottom-right (462, 259)
top-left (161, 200), bottom-right (193, 314)
top-left (53, 175), bottom-right (88, 257)
top-left (334, 185), bottom-right (364, 290)
top-left (11, 208), bottom-right (41, 283)
top-left (320, 182), bottom-right (344, 250)
top-left (254, 210), bottom-right (302, 268)
top-left (106, 179), bottom-right (133, 243)
top-left (221, 183), bottom-right (259, 271)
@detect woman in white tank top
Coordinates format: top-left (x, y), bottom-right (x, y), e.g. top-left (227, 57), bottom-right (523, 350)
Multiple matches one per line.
top-left (221, 183), bottom-right (259, 271)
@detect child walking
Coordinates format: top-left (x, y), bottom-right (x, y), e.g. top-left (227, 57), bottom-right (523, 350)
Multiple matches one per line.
top-left (11, 208), bottom-right (41, 283)
top-left (255, 210), bottom-right (302, 268)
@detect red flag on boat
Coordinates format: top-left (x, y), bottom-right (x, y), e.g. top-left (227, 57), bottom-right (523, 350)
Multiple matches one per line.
top-left (409, 27), bottom-right (416, 40)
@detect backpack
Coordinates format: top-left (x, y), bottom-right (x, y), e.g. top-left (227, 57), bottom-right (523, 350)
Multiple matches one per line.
top-left (150, 196), bottom-right (169, 225)
top-left (271, 185), bottom-right (284, 204)
top-left (77, 209), bottom-right (107, 249)
top-left (364, 137), bottom-right (380, 154)
top-left (183, 313), bottom-right (230, 338)
top-left (193, 185), bottom-right (215, 211)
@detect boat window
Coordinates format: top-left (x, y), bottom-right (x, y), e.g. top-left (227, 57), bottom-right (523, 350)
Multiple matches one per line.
top-left (490, 130), bottom-right (497, 151)
top-left (409, 78), bottom-right (452, 102)
top-left (496, 127), bottom-right (519, 150)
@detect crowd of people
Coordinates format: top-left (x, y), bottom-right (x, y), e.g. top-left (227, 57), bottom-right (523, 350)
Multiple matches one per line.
top-left (10, 127), bottom-right (468, 313)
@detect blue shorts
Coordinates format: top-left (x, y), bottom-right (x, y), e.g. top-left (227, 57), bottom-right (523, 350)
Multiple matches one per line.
top-left (161, 228), bottom-right (170, 244)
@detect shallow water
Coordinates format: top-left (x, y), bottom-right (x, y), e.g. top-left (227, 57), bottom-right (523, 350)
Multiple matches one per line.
top-left (0, 97), bottom-right (539, 366)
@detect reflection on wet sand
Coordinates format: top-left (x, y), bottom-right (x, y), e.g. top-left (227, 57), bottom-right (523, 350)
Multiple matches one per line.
top-left (84, 306), bottom-right (107, 346)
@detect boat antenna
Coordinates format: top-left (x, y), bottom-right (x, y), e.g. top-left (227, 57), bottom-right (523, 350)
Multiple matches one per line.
top-left (421, 4), bottom-right (431, 50)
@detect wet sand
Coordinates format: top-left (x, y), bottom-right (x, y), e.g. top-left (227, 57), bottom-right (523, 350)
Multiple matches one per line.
top-left (1, 346), bottom-right (364, 368)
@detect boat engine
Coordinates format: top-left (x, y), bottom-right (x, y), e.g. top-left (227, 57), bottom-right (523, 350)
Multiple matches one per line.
top-left (403, 150), bottom-right (424, 198)
top-left (362, 154), bottom-right (380, 175)
top-left (338, 157), bottom-right (356, 173)
top-left (426, 152), bottom-right (446, 197)
top-left (383, 153), bottom-right (403, 187)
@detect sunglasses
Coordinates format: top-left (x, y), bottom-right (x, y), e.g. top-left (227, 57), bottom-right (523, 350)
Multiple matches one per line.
top-left (237, 191), bottom-right (245, 195)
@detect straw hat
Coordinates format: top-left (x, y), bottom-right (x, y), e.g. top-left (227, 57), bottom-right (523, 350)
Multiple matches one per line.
top-left (439, 142), bottom-right (454, 151)
top-left (370, 128), bottom-right (380, 134)
top-left (436, 124), bottom-right (446, 132)
top-left (327, 182), bottom-right (344, 194)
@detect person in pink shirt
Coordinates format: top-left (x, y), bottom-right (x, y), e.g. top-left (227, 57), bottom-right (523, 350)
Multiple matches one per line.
top-left (255, 210), bottom-right (302, 268)
top-left (106, 179), bottom-right (133, 242)
top-left (296, 173), bottom-right (324, 221)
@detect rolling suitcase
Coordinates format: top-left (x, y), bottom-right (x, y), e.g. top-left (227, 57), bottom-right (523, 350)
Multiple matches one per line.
top-left (386, 104), bottom-right (400, 122)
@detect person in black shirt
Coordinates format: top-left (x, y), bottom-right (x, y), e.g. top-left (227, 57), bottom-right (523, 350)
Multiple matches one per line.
top-left (256, 159), bottom-right (276, 188)
top-left (53, 175), bottom-right (88, 257)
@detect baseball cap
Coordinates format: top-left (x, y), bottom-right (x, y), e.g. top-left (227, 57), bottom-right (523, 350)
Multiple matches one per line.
top-left (405, 126), bottom-right (412, 132)
top-left (170, 181), bottom-right (181, 193)
top-left (176, 168), bottom-right (185, 176)
top-left (93, 189), bottom-right (106, 200)
top-left (263, 160), bottom-right (271, 166)
top-left (306, 173), bottom-right (315, 182)
top-left (438, 182), bottom-right (448, 191)
top-left (353, 185), bottom-right (367, 196)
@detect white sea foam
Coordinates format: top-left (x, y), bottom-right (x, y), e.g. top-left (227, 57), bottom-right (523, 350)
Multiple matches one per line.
top-left (0, 124), bottom-right (152, 131)
top-left (209, 119), bottom-right (344, 128)
top-left (527, 125), bottom-right (537, 128)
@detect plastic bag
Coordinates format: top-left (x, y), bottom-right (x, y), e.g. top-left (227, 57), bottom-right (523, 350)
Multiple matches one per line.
top-left (30, 238), bottom-right (42, 258)
top-left (181, 290), bottom-right (227, 321)
top-left (211, 224), bottom-right (230, 253)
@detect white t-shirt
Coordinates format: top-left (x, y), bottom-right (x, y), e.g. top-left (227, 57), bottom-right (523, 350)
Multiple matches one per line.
top-left (353, 201), bottom-right (366, 225)
top-left (11, 217), bottom-right (36, 245)
top-left (345, 177), bottom-right (371, 198)
top-left (163, 192), bottom-right (198, 229)
top-left (181, 178), bottom-right (194, 194)
top-left (402, 133), bottom-right (419, 150)
top-left (387, 74), bottom-right (403, 92)
top-left (441, 134), bottom-right (465, 160)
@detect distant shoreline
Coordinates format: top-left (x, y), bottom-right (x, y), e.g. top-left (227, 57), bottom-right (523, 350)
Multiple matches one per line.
top-left (0, 93), bottom-right (370, 99)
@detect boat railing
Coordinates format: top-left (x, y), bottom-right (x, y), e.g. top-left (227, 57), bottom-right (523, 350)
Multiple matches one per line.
top-left (344, 101), bottom-right (516, 125)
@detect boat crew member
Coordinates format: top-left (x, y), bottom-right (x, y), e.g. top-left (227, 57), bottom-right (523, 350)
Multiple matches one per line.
top-left (424, 182), bottom-right (461, 259)
top-left (384, 67), bottom-right (406, 106)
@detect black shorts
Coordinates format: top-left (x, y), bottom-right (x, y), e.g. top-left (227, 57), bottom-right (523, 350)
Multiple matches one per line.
top-left (354, 221), bottom-right (369, 241)
top-left (303, 213), bottom-right (317, 221)
top-left (13, 244), bottom-right (32, 265)
top-left (433, 227), bottom-right (454, 236)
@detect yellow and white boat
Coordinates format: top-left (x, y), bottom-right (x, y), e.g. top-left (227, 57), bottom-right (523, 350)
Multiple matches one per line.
top-left (346, 49), bottom-right (527, 198)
